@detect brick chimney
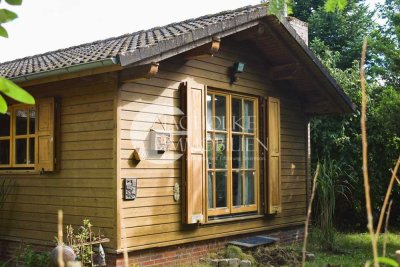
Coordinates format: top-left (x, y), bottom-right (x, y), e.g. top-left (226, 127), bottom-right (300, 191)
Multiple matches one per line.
top-left (286, 17), bottom-right (308, 45)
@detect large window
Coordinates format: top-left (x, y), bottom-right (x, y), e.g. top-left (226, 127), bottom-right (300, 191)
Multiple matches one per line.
top-left (206, 91), bottom-right (258, 217)
top-left (0, 105), bottom-right (36, 169)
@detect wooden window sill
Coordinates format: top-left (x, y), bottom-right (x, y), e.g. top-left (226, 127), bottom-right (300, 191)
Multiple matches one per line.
top-left (205, 214), bottom-right (264, 225)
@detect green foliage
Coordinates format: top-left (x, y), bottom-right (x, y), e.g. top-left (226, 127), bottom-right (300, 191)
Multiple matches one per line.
top-left (224, 245), bottom-right (256, 264)
top-left (0, 77), bottom-right (35, 113)
top-left (5, 0), bottom-right (23, 5)
top-left (0, 244), bottom-right (51, 267)
top-left (307, 1), bottom-right (374, 69)
top-left (314, 159), bottom-right (354, 250)
top-left (377, 257), bottom-right (400, 267)
top-left (17, 245), bottom-right (50, 267)
top-left (304, 232), bottom-right (400, 266)
top-left (0, 0), bottom-right (34, 113)
top-left (264, 0), bottom-right (293, 17)
top-left (307, 28), bottom-right (400, 229)
top-left (370, 0), bottom-right (400, 87)
top-left (66, 219), bottom-right (104, 267)
top-left (324, 0), bottom-right (348, 12)
top-left (0, 0), bottom-right (22, 38)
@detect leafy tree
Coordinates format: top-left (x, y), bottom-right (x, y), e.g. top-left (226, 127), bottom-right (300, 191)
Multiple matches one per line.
top-left (370, 0), bottom-right (400, 87)
top-left (301, 0), bottom-right (374, 69)
top-left (0, 0), bottom-right (34, 113)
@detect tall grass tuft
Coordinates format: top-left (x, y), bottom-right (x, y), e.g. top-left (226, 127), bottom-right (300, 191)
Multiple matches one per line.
top-left (314, 159), bottom-right (354, 251)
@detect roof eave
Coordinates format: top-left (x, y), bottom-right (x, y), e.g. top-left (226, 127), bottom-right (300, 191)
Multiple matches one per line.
top-left (11, 57), bottom-right (120, 84)
top-left (272, 16), bottom-right (356, 114)
top-left (118, 7), bottom-right (267, 67)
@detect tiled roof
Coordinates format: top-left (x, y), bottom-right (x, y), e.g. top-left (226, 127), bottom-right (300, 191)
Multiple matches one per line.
top-left (0, 5), bottom-right (267, 79)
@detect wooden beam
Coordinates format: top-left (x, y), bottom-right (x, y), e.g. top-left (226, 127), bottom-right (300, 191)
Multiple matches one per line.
top-left (269, 63), bottom-right (299, 81)
top-left (184, 37), bottom-right (220, 60)
top-left (120, 62), bottom-right (159, 83)
top-left (233, 24), bottom-right (265, 41)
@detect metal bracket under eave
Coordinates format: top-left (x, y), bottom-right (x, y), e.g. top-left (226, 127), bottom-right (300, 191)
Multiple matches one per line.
top-left (183, 37), bottom-right (221, 60)
top-left (120, 62), bottom-right (159, 83)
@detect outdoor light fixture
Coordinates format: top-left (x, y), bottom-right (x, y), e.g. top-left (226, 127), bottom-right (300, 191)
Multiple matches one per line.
top-left (230, 62), bottom-right (246, 83)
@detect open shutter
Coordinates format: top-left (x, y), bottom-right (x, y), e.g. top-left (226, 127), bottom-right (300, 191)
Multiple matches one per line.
top-left (35, 97), bottom-right (55, 172)
top-left (181, 81), bottom-right (206, 224)
top-left (266, 97), bottom-right (282, 214)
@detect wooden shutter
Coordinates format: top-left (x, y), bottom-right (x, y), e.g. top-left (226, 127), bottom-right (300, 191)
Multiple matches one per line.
top-left (35, 97), bottom-right (55, 172)
top-left (181, 81), bottom-right (206, 224)
top-left (266, 97), bottom-right (282, 214)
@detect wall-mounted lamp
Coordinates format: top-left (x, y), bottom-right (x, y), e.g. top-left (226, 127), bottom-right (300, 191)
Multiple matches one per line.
top-left (230, 62), bottom-right (245, 84)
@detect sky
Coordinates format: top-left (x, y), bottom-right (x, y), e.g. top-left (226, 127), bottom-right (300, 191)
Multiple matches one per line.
top-left (0, 0), bottom-right (384, 63)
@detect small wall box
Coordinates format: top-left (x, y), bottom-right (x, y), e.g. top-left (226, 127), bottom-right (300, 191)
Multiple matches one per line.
top-left (150, 129), bottom-right (171, 152)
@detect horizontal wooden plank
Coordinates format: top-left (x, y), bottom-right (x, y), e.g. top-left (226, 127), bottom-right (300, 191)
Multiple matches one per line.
top-left (122, 196), bottom-right (179, 208)
top-left (120, 91), bottom-right (179, 107)
top-left (120, 159), bottom-right (180, 169)
top-left (4, 194), bottom-right (113, 208)
top-left (2, 202), bottom-right (114, 218)
top-left (0, 219), bottom-right (114, 238)
top-left (120, 101), bottom-right (182, 115)
top-left (62, 91), bottom-right (114, 106)
top-left (61, 159), bottom-right (113, 169)
top-left (122, 214), bottom-right (179, 228)
top-left (121, 169), bottom-right (180, 178)
top-left (61, 130), bottom-right (113, 142)
top-left (124, 209), bottom-right (306, 245)
top-left (122, 204), bottom-right (179, 218)
top-left (120, 111), bottom-right (180, 125)
top-left (62, 111), bottom-right (114, 124)
top-left (61, 140), bottom-right (113, 151)
top-left (61, 120), bottom-right (114, 133)
top-left (121, 83), bottom-right (179, 98)
top-left (62, 101), bottom-right (114, 115)
top-left (120, 124), bottom-right (180, 137)
top-left (62, 149), bottom-right (113, 160)
top-left (124, 222), bottom-right (181, 238)
top-left (0, 210), bottom-right (114, 228)
top-left (9, 187), bottom-right (113, 198)
top-left (8, 178), bottom-right (112, 188)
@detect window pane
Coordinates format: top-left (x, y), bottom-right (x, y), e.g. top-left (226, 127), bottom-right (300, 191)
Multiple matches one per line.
top-left (208, 172), bottom-right (214, 209)
top-left (0, 140), bottom-right (10, 165)
top-left (244, 171), bottom-right (255, 205)
top-left (215, 134), bottom-right (227, 169)
top-left (207, 133), bottom-right (213, 169)
top-left (244, 100), bottom-right (254, 133)
top-left (232, 98), bottom-right (242, 132)
top-left (29, 108), bottom-right (36, 134)
top-left (15, 109), bottom-right (28, 135)
top-left (29, 138), bottom-right (35, 164)
top-left (232, 171), bottom-right (243, 206)
top-left (244, 137), bottom-right (254, 169)
top-left (232, 134), bottom-right (242, 169)
top-left (216, 172), bottom-right (227, 208)
top-left (0, 112), bottom-right (10, 137)
top-left (214, 95), bottom-right (226, 130)
top-left (207, 94), bottom-right (213, 130)
top-left (15, 138), bottom-right (27, 164)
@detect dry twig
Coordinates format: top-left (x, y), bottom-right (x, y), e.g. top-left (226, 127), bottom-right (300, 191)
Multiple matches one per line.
top-left (375, 157), bottom-right (400, 238)
top-left (382, 200), bottom-right (393, 257)
top-left (360, 37), bottom-right (379, 267)
top-left (302, 164), bottom-right (320, 267)
top-left (58, 210), bottom-right (65, 267)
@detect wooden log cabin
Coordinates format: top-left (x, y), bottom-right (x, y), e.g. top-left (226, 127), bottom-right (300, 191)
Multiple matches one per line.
top-left (0, 5), bottom-right (354, 266)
